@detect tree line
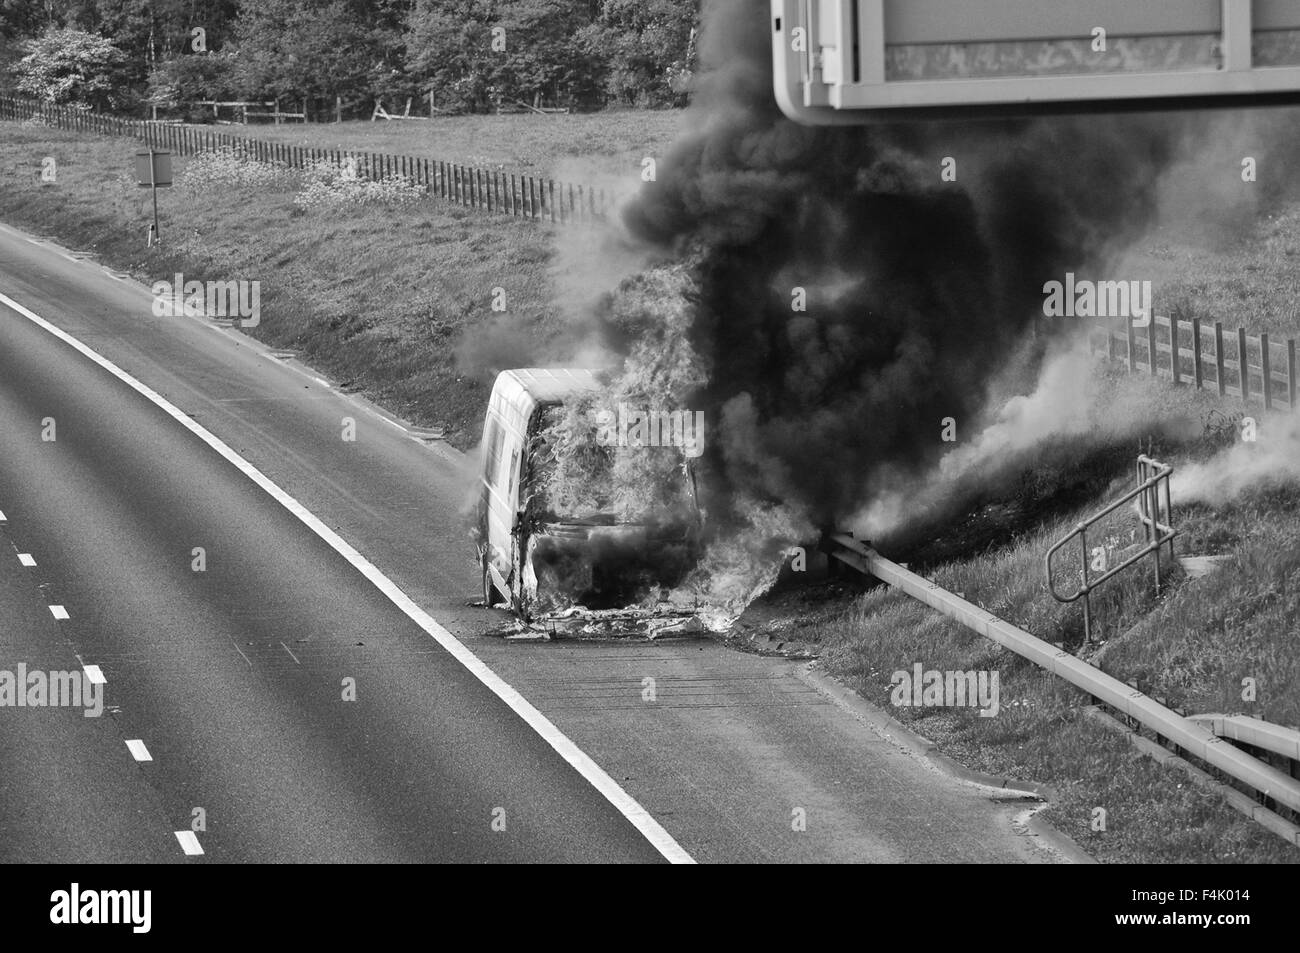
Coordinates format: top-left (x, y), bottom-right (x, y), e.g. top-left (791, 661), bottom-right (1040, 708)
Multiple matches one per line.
top-left (0, 0), bottom-right (698, 117)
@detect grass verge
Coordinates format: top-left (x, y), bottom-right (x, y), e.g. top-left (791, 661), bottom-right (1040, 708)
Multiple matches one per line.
top-left (0, 120), bottom-right (580, 449)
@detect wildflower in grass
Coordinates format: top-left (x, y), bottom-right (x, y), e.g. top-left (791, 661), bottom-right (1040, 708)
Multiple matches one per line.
top-left (293, 156), bottom-right (424, 207)
top-left (180, 146), bottom-right (293, 191)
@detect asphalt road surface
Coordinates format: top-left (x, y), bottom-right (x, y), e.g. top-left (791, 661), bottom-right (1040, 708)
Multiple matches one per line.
top-left (0, 234), bottom-right (671, 863)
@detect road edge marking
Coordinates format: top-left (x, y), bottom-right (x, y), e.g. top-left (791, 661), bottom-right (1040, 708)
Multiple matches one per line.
top-left (0, 290), bottom-right (694, 865)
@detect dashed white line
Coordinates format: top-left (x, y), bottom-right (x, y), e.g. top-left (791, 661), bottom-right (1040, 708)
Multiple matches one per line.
top-left (17, 553), bottom-right (36, 567)
top-left (280, 641), bottom-right (300, 664)
top-left (174, 831), bottom-right (204, 856)
top-left (0, 287), bottom-right (695, 865)
top-left (82, 664), bottom-right (106, 685)
top-left (125, 740), bottom-right (152, 762)
top-left (0, 509), bottom-right (7, 521)
top-left (49, 605), bottom-right (69, 620)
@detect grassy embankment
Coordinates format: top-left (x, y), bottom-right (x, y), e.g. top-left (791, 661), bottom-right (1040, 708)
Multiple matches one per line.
top-left (815, 358), bottom-right (1300, 863)
top-left (0, 114), bottom-right (680, 448)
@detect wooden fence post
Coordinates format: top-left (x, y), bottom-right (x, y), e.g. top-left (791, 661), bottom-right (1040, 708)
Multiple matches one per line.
top-left (1170, 317), bottom-right (1181, 385)
top-left (1126, 317), bottom-right (1137, 372)
top-left (1215, 322), bottom-right (1226, 396)
top-left (1238, 327), bottom-right (1250, 403)
top-left (1146, 316), bottom-right (1158, 376)
top-left (1290, 339), bottom-right (1298, 409)
top-left (1192, 318), bottom-right (1203, 389)
top-left (1261, 332), bottom-right (1273, 410)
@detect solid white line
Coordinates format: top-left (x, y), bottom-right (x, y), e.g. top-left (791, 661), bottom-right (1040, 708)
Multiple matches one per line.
top-left (125, 739), bottom-right (152, 762)
top-left (174, 831), bottom-right (204, 856)
top-left (49, 604), bottom-right (69, 620)
top-left (18, 553), bottom-right (36, 566)
top-left (0, 289), bottom-right (693, 864)
top-left (83, 664), bottom-right (106, 685)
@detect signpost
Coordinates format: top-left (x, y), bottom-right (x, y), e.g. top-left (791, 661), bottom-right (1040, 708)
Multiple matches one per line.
top-left (134, 149), bottom-right (172, 246)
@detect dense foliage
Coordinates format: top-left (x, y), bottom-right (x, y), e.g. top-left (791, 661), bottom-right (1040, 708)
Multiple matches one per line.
top-left (0, 0), bottom-right (697, 113)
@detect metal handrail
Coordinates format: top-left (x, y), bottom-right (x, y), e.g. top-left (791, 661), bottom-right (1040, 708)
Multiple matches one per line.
top-left (1046, 455), bottom-right (1177, 641)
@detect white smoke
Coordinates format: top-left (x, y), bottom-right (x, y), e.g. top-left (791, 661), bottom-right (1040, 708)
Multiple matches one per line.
top-left (854, 340), bottom-right (1102, 538)
top-left (1171, 409), bottom-right (1300, 505)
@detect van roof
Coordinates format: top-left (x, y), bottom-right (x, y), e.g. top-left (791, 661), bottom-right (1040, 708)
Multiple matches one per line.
top-left (494, 368), bottom-right (604, 408)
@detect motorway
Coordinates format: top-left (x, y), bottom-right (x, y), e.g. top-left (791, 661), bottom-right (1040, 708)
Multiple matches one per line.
top-left (0, 222), bottom-right (1061, 863)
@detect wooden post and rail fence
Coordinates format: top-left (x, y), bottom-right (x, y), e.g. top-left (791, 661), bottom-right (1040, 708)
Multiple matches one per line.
top-left (1090, 312), bottom-right (1299, 412)
top-left (1, 95), bottom-right (616, 226)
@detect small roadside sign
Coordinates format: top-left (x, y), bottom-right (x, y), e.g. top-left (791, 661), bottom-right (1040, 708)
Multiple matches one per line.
top-left (135, 149), bottom-right (172, 246)
top-left (135, 150), bottom-right (173, 187)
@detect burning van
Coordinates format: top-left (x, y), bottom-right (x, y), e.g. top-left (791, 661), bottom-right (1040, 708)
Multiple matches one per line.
top-left (474, 368), bottom-right (703, 621)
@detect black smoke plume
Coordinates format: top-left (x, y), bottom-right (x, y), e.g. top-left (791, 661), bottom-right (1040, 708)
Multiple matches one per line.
top-left (613, 0), bottom-right (1191, 537)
